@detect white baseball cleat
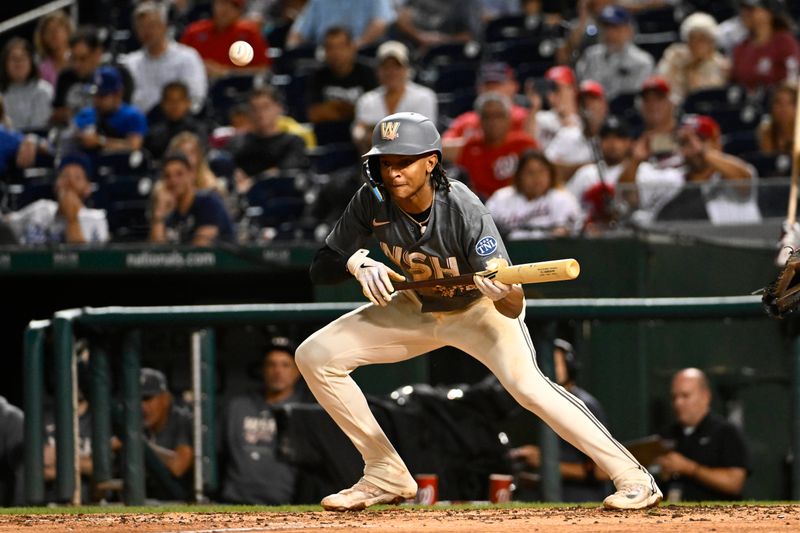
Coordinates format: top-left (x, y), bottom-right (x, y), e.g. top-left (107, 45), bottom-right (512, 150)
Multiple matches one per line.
top-left (603, 483), bottom-right (663, 510)
top-left (321, 477), bottom-right (406, 512)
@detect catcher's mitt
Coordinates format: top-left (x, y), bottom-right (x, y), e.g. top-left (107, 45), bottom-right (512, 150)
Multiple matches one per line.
top-left (762, 247), bottom-right (800, 319)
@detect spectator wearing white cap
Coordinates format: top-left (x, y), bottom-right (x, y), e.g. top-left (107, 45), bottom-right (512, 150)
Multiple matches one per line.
top-left (575, 5), bottom-right (654, 100)
top-left (656, 12), bottom-right (731, 105)
top-left (352, 40), bottom-right (437, 152)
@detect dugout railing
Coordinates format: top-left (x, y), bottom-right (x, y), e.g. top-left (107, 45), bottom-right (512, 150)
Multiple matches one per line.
top-left (23, 296), bottom-right (791, 506)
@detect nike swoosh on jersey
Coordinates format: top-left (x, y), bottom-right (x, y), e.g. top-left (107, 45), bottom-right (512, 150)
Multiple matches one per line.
top-left (372, 218), bottom-right (391, 227)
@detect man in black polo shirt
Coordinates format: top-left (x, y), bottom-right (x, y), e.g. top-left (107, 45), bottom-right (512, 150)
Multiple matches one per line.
top-left (656, 368), bottom-right (749, 501)
top-left (306, 26), bottom-right (378, 124)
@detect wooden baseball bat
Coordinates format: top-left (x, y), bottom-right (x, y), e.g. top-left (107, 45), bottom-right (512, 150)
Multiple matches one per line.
top-left (393, 259), bottom-right (580, 291)
top-left (786, 84), bottom-right (800, 225)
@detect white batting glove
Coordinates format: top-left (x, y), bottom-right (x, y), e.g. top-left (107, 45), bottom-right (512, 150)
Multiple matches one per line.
top-left (347, 249), bottom-right (405, 306)
top-left (473, 275), bottom-right (512, 301)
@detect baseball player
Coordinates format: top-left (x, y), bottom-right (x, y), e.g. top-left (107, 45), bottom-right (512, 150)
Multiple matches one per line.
top-left (296, 112), bottom-right (661, 511)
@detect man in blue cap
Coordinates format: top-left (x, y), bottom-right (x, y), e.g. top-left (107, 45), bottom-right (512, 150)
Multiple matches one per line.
top-left (575, 5), bottom-right (654, 100)
top-left (73, 65), bottom-right (147, 154)
top-left (5, 152), bottom-right (109, 244)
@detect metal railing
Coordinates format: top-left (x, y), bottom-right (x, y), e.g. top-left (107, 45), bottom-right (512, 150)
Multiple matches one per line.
top-left (23, 295), bottom-right (788, 506)
top-left (0, 0), bottom-right (78, 36)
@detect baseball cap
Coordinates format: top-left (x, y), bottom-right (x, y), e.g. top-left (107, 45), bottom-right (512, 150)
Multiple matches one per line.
top-left (544, 66), bottom-right (575, 87)
top-left (266, 336), bottom-right (297, 357)
top-left (57, 152), bottom-right (93, 178)
top-left (140, 368), bottom-right (168, 398)
top-left (599, 115), bottom-right (632, 138)
top-left (598, 5), bottom-right (631, 25)
top-left (91, 65), bottom-right (123, 96)
top-left (477, 62), bottom-right (515, 85)
top-left (681, 114), bottom-right (720, 140)
top-left (579, 79), bottom-right (605, 99)
top-left (641, 75), bottom-right (670, 96)
top-left (376, 40), bottom-right (410, 67)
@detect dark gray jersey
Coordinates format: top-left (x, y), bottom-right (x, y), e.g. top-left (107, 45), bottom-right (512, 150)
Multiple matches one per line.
top-left (326, 180), bottom-right (510, 312)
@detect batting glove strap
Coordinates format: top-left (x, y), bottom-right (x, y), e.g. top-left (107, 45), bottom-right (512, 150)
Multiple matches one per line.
top-left (347, 249), bottom-right (401, 306)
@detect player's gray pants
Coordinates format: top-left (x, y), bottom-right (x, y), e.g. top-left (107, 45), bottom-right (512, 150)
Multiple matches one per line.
top-left (296, 291), bottom-right (657, 498)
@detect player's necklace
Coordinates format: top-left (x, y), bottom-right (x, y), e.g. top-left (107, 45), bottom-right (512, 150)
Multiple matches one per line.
top-left (398, 190), bottom-right (434, 234)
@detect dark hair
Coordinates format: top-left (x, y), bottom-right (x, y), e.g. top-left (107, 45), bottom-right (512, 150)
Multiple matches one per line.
top-left (161, 151), bottom-right (191, 169)
top-left (162, 80), bottom-right (189, 99)
top-left (323, 25), bottom-right (353, 43)
top-left (0, 38), bottom-right (39, 91)
top-left (248, 85), bottom-right (284, 107)
top-left (431, 160), bottom-right (450, 192)
top-left (69, 26), bottom-right (102, 50)
top-left (513, 150), bottom-right (557, 191)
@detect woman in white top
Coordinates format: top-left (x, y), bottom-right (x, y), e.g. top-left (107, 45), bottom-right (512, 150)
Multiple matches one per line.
top-left (486, 149), bottom-right (582, 239)
top-left (0, 38), bottom-right (53, 130)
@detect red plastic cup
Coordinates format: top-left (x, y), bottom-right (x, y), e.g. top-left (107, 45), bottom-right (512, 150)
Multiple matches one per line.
top-left (489, 474), bottom-right (513, 503)
top-left (414, 473), bottom-right (438, 505)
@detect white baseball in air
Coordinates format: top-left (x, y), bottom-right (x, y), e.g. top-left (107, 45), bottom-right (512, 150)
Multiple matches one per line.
top-left (229, 40), bottom-right (254, 66)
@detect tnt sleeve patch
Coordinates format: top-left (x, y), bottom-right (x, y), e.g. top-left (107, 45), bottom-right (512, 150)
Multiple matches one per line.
top-left (475, 236), bottom-right (498, 256)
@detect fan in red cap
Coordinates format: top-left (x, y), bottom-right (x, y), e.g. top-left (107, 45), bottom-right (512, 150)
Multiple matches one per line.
top-left (530, 66), bottom-right (580, 152)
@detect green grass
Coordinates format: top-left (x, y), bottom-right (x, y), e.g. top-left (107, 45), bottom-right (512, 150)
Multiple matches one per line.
top-left (0, 501), bottom-right (797, 516)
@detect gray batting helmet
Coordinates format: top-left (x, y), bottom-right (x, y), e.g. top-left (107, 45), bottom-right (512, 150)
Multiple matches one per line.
top-left (363, 112), bottom-right (442, 160)
top-left (362, 113), bottom-right (442, 201)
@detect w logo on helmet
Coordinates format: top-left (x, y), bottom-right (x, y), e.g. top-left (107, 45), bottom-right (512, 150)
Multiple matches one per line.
top-left (380, 121), bottom-right (400, 140)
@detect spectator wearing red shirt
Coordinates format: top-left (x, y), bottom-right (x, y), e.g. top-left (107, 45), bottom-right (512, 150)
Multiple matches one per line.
top-left (442, 62), bottom-right (529, 162)
top-left (731, 0), bottom-right (800, 92)
top-left (457, 92), bottom-right (538, 200)
top-left (180, 0), bottom-right (270, 80)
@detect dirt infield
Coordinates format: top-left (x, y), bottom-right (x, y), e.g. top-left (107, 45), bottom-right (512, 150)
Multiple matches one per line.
top-left (1, 504), bottom-right (798, 533)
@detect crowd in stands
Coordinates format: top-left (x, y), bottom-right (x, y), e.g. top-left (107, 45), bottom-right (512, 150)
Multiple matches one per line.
top-left (0, 0), bottom-right (799, 246)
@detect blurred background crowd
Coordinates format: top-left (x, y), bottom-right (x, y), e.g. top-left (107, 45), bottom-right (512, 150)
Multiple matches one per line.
top-left (0, 0), bottom-right (798, 247)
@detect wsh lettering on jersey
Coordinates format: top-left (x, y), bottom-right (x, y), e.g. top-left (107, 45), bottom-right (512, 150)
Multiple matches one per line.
top-left (380, 242), bottom-right (460, 281)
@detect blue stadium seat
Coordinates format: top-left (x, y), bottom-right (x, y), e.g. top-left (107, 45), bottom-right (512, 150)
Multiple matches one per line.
top-left (634, 32), bottom-right (677, 63)
top-left (419, 42), bottom-right (481, 67)
top-left (484, 15), bottom-right (526, 43)
top-left (683, 86), bottom-right (746, 114)
top-left (208, 74), bottom-right (257, 123)
top-left (272, 43), bottom-right (317, 75)
top-left (10, 174), bottom-right (56, 210)
top-left (309, 143), bottom-right (359, 174)
top-left (246, 176), bottom-right (300, 206)
top-left (438, 89), bottom-right (477, 123)
top-left (608, 91), bottom-right (638, 116)
top-left (634, 7), bottom-right (679, 34)
top-left (723, 130), bottom-right (759, 155)
top-left (272, 72), bottom-right (310, 123)
top-left (704, 107), bottom-right (760, 134)
top-left (265, 20), bottom-right (292, 50)
top-left (741, 152), bottom-right (792, 179)
top-left (313, 120), bottom-right (353, 146)
top-left (92, 175), bottom-right (152, 241)
top-left (95, 151), bottom-right (151, 179)
top-left (487, 37), bottom-right (558, 68)
top-left (419, 63), bottom-right (478, 94)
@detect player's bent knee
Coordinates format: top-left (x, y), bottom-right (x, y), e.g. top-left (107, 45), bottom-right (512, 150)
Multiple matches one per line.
top-left (295, 338), bottom-right (335, 374)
